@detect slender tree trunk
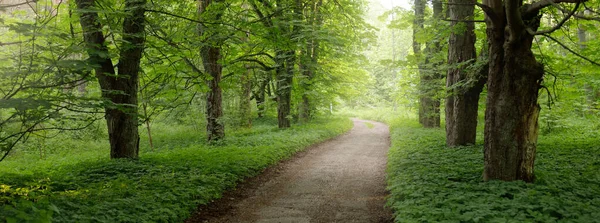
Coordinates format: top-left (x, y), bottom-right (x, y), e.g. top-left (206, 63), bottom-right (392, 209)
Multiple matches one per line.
top-left (483, 2), bottom-right (543, 182)
top-left (578, 12), bottom-right (596, 113)
top-left (256, 76), bottom-right (269, 118)
top-left (76, 0), bottom-right (144, 159)
top-left (413, 0), bottom-right (426, 125)
top-left (198, 0), bottom-right (225, 141)
top-left (142, 103), bottom-right (154, 151)
top-left (445, 0), bottom-right (485, 146)
top-left (298, 54), bottom-right (311, 123)
top-left (239, 67), bottom-right (253, 127)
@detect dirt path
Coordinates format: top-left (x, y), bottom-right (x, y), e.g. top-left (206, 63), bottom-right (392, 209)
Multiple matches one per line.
top-left (187, 119), bottom-right (393, 223)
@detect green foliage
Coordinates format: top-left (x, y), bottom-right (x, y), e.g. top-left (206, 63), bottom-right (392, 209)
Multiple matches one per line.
top-left (354, 109), bottom-right (600, 222)
top-left (0, 117), bottom-right (352, 222)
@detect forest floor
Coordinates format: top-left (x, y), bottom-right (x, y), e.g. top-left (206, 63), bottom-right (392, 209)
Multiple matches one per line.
top-left (186, 119), bottom-right (393, 223)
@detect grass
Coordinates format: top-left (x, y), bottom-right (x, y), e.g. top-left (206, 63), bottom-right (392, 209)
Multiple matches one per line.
top-left (351, 108), bottom-right (600, 222)
top-left (0, 116), bottom-right (353, 222)
top-left (364, 122), bottom-right (375, 129)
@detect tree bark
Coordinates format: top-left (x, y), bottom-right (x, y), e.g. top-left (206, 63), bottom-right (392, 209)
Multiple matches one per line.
top-left (198, 0), bottom-right (225, 141)
top-left (76, 0), bottom-right (144, 159)
top-left (483, 0), bottom-right (544, 182)
top-left (276, 50), bottom-right (294, 128)
top-left (445, 0), bottom-right (485, 146)
top-left (418, 0), bottom-right (442, 128)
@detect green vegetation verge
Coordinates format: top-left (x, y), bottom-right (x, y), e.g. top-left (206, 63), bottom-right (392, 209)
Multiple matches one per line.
top-left (352, 109), bottom-right (600, 222)
top-left (0, 117), bottom-right (352, 222)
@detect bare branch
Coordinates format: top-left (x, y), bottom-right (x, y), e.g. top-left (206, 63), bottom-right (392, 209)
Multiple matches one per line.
top-left (445, 2), bottom-right (498, 21)
top-left (0, 0), bottom-right (37, 10)
top-left (442, 18), bottom-right (486, 22)
top-left (523, 0), bottom-right (584, 16)
top-left (528, 1), bottom-right (580, 35)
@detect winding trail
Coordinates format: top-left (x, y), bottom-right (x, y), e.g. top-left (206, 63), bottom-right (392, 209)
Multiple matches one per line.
top-left (187, 119), bottom-right (393, 223)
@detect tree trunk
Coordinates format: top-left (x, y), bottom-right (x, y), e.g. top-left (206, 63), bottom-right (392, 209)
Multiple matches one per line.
top-left (276, 50), bottom-right (294, 128)
top-left (445, 0), bottom-right (485, 146)
top-left (298, 0), bottom-right (322, 123)
top-left (198, 0), bottom-right (225, 141)
top-left (413, 0), bottom-right (426, 125)
top-left (76, 0), bottom-right (144, 159)
top-left (255, 76), bottom-right (269, 118)
top-left (483, 3), bottom-right (543, 182)
top-left (418, 0), bottom-right (442, 128)
top-left (239, 67), bottom-right (253, 128)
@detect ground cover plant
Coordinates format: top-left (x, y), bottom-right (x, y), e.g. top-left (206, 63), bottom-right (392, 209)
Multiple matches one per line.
top-left (0, 117), bottom-right (352, 222)
top-left (352, 108), bottom-right (600, 222)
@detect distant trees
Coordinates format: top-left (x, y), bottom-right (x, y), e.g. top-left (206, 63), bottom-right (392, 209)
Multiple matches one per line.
top-left (0, 0), bottom-right (372, 161)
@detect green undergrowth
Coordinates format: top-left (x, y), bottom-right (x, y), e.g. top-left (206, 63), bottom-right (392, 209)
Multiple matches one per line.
top-left (351, 108), bottom-right (600, 222)
top-left (0, 117), bottom-right (352, 222)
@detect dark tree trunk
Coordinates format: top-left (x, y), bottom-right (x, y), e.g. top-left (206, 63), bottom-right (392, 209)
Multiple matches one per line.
top-left (276, 50), bottom-right (294, 128)
top-left (482, 0), bottom-right (544, 182)
top-left (198, 0), bottom-right (225, 141)
top-left (445, 0), bottom-right (485, 146)
top-left (76, 0), bottom-right (145, 159)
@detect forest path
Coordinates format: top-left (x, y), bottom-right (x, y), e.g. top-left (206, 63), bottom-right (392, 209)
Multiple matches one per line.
top-left (187, 119), bottom-right (393, 223)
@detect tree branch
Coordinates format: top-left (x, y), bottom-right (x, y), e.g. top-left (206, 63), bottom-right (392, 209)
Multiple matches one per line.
top-left (442, 19), bottom-right (486, 22)
top-left (542, 33), bottom-right (600, 66)
top-left (0, 0), bottom-right (37, 10)
top-left (528, 1), bottom-right (580, 35)
top-left (445, 2), bottom-right (498, 21)
top-left (523, 0), bottom-right (584, 16)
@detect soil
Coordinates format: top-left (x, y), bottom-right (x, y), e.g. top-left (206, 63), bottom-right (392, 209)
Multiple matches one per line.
top-left (185, 119), bottom-right (393, 223)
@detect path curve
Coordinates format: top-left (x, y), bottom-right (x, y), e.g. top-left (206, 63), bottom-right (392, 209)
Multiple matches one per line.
top-left (187, 118), bottom-right (393, 223)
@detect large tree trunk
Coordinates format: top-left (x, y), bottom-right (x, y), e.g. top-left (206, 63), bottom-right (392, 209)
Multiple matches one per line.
top-left (483, 1), bottom-right (543, 182)
top-left (76, 0), bottom-right (144, 159)
top-left (198, 0), bottom-right (225, 141)
top-left (445, 0), bottom-right (485, 146)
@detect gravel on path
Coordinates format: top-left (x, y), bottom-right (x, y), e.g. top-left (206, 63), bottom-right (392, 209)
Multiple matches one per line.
top-left (186, 118), bottom-right (393, 223)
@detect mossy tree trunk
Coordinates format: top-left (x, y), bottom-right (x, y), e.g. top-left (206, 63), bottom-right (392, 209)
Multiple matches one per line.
top-left (198, 0), bottom-right (225, 141)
